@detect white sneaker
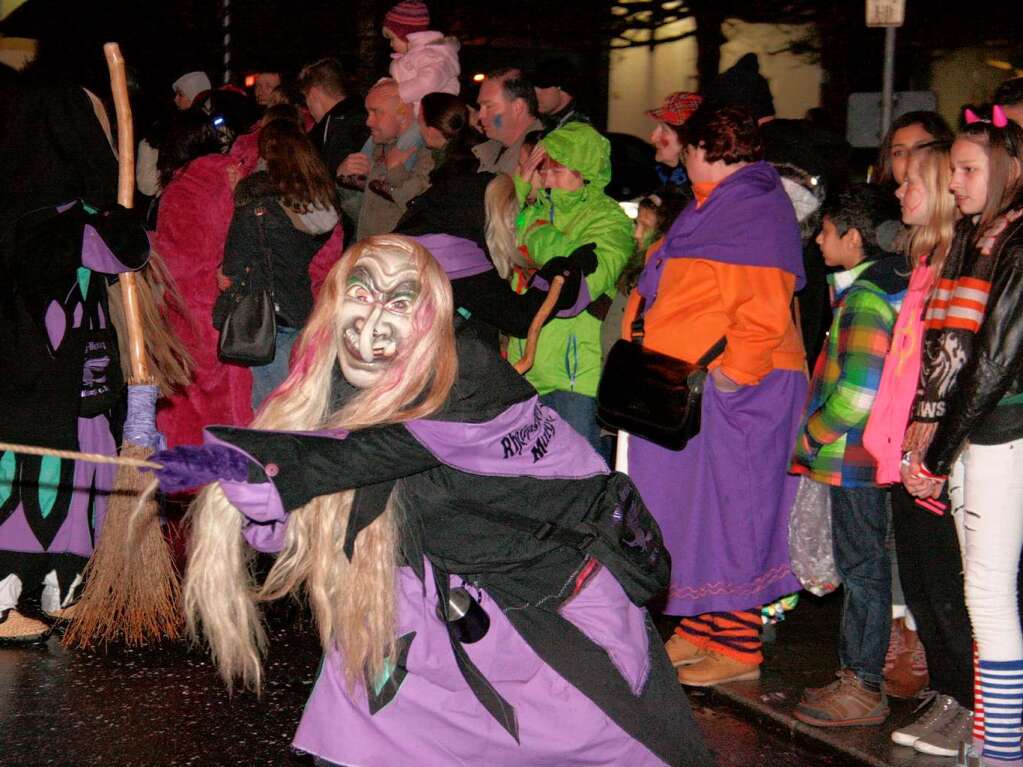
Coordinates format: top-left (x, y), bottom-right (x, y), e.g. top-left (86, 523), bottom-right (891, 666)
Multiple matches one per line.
top-left (915, 706), bottom-right (973, 757)
top-left (891, 693), bottom-right (959, 747)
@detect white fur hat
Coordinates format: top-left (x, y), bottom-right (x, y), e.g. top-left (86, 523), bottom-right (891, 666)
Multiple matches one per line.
top-left (172, 71), bottom-right (212, 105)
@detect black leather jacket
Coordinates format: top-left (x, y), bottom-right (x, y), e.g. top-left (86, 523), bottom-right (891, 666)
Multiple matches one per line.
top-left (927, 210), bottom-right (1023, 475)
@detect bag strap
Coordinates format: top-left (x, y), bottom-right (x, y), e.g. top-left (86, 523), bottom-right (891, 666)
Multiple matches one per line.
top-left (631, 293), bottom-right (726, 367)
top-left (467, 501), bottom-right (600, 552)
top-left (696, 336), bottom-right (727, 367)
top-left (253, 205), bottom-right (275, 298)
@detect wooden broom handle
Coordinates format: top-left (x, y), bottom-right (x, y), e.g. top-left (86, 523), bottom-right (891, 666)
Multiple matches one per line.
top-left (513, 276), bottom-right (564, 375)
top-left (103, 43), bottom-right (151, 384)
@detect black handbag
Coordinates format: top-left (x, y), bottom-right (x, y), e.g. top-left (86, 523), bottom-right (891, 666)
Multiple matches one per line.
top-left (217, 206), bottom-right (277, 366)
top-left (597, 295), bottom-right (725, 451)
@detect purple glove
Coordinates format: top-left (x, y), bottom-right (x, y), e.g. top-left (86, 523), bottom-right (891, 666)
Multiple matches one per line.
top-left (147, 445), bottom-right (251, 493)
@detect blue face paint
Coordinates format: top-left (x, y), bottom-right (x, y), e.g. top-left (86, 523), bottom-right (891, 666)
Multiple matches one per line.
top-left (493, 114), bottom-right (503, 131)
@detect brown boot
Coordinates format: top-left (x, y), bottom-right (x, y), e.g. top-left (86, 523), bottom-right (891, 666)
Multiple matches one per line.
top-left (676, 651), bottom-right (761, 687)
top-left (885, 620), bottom-right (929, 699)
top-left (665, 633), bottom-right (706, 667)
top-left (794, 669), bottom-right (889, 727)
top-left (0, 609), bottom-right (51, 644)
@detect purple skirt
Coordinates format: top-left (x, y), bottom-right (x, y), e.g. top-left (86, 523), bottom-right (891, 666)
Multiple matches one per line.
top-left (293, 563), bottom-right (669, 767)
top-left (627, 368), bottom-right (806, 616)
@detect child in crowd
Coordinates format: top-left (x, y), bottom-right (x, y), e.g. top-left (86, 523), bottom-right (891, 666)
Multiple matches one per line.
top-left (600, 186), bottom-right (692, 388)
top-left (791, 184), bottom-right (906, 727)
top-left (873, 140), bottom-right (976, 758)
top-left (382, 1), bottom-right (460, 113)
top-left (629, 187), bottom-right (693, 287)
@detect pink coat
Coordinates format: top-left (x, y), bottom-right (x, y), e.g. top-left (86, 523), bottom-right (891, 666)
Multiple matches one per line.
top-left (389, 31), bottom-right (460, 109)
top-left (863, 262), bottom-right (934, 484)
top-left (154, 155), bottom-right (254, 447)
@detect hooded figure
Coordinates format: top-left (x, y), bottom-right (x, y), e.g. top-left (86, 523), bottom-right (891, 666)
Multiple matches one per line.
top-left (508, 122), bottom-right (633, 453)
top-left (0, 77), bottom-right (149, 640)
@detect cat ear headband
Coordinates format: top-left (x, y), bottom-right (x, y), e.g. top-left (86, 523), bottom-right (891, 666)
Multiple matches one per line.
top-left (965, 105), bottom-right (1009, 128)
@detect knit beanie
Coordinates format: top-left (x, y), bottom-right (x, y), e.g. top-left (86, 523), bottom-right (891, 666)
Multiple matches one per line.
top-left (383, 1), bottom-right (430, 41)
top-left (173, 71), bottom-right (212, 105)
top-left (703, 53), bottom-right (775, 120)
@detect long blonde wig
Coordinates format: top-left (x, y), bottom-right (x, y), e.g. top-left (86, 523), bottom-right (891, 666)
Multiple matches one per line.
top-left (484, 174), bottom-right (532, 280)
top-left (903, 142), bottom-right (956, 279)
top-left (184, 235), bottom-right (458, 692)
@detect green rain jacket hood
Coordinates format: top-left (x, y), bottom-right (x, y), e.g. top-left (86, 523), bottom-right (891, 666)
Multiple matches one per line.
top-left (509, 122), bottom-right (633, 399)
top-left (541, 122), bottom-right (613, 192)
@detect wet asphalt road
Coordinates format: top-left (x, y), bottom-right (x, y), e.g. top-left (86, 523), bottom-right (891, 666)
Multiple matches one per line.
top-left (0, 605), bottom-right (851, 767)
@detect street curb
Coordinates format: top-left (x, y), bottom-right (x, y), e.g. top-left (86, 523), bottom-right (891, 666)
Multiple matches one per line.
top-left (700, 683), bottom-right (885, 767)
top-left (696, 680), bottom-right (952, 767)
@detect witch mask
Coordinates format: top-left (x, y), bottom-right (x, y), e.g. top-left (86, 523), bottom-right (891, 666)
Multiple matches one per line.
top-left (338, 249), bottom-right (421, 388)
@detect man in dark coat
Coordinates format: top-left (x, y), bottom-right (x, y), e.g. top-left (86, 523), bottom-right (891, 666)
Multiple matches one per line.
top-left (298, 58), bottom-right (369, 178)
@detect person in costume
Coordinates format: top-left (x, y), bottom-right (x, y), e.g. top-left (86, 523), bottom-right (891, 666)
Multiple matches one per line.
top-left (149, 235), bottom-right (713, 767)
top-left (620, 106), bottom-right (807, 686)
top-left (0, 72), bottom-right (150, 641)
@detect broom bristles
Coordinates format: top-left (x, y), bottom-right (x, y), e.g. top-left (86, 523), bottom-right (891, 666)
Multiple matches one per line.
top-left (62, 442), bottom-right (183, 649)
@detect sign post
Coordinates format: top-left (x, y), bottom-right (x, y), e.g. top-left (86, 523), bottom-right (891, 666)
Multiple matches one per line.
top-left (866, 0), bottom-right (906, 134)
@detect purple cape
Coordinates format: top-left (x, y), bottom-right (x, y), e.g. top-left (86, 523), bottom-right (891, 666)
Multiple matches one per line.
top-left (638, 161), bottom-right (805, 304)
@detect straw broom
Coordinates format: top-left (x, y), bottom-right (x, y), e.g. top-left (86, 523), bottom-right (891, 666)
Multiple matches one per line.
top-left (63, 43), bottom-right (182, 648)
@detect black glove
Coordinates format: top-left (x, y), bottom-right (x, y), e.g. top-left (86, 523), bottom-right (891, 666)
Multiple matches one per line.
top-left (533, 257), bottom-right (584, 314)
top-left (565, 242), bottom-right (598, 276)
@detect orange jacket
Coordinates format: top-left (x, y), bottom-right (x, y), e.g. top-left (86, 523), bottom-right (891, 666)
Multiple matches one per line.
top-left (622, 239), bottom-right (806, 386)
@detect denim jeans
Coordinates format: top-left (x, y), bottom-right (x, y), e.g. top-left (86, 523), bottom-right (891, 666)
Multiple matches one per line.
top-left (251, 325), bottom-right (300, 410)
top-left (539, 390), bottom-right (605, 460)
top-left (830, 484), bottom-right (892, 687)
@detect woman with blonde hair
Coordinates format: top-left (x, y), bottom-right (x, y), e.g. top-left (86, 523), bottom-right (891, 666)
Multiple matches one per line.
top-left (862, 139), bottom-right (976, 754)
top-left (149, 236), bottom-right (713, 767)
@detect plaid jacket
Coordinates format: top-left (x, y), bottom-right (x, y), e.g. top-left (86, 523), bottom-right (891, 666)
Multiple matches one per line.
top-left (792, 256), bottom-right (907, 487)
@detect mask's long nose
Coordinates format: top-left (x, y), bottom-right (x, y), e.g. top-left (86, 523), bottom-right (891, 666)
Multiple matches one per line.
top-left (358, 304), bottom-right (384, 363)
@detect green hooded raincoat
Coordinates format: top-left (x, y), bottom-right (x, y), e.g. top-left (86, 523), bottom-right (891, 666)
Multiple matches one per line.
top-left (508, 123), bottom-right (632, 398)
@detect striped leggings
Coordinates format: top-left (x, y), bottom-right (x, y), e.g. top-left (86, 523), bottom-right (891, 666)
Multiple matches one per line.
top-left (957, 441), bottom-right (1023, 763)
top-left (675, 609), bottom-right (763, 665)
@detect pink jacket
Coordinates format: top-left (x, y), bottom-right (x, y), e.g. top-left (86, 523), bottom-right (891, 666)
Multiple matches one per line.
top-left (390, 31), bottom-right (460, 110)
top-left (863, 262), bottom-right (934, 484)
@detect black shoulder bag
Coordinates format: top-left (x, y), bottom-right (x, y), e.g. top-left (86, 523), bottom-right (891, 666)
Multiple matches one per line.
top-left (596, 294), bottom-right (725, 451)
top-left (217, 205), bottom-right (277, 366)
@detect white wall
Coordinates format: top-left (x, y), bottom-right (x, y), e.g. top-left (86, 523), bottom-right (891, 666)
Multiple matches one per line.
top-left (608, 18), bottom-right (823, 139)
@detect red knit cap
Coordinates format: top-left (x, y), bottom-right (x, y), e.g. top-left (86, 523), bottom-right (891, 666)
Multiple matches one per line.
top-left (384, 1), bottom-right (430, 41)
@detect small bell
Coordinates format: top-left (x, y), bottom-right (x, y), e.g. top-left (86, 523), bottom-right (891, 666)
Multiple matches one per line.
top-left (437, 586), bottom-right (490, 644)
